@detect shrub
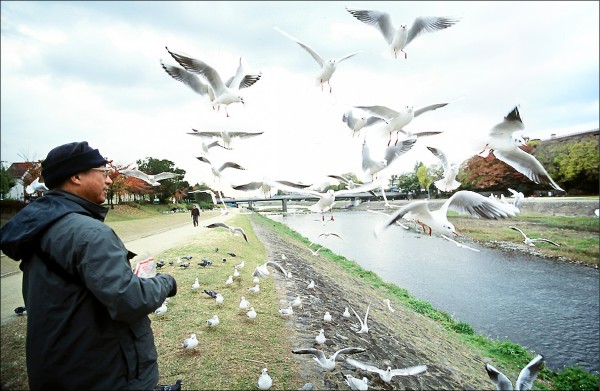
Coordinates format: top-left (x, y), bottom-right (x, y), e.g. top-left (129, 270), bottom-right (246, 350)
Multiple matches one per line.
top-left (552, 366), bottom-right (600, 391)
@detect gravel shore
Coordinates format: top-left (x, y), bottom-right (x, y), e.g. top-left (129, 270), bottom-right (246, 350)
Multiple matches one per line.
top-left (249, 214), bottom-right (494, 390)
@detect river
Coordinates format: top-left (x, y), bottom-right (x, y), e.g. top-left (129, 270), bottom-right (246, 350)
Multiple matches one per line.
top-left (267, 210), bottom-right (599, 373)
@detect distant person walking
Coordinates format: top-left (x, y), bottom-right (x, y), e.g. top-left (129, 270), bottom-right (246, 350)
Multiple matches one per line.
top-left (0, 141), bottom-right (178, 390)
top-left (191, 204), bottom-right (200, 226)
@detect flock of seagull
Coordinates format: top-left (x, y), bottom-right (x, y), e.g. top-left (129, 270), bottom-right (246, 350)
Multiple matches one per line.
top-left (54, 5), bottom-right (571, 390)
top-left (152, 6), bottom-right (565, 389)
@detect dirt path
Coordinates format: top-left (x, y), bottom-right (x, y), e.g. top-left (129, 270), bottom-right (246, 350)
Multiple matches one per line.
top-left (249, 214), bottom-right (492, 390)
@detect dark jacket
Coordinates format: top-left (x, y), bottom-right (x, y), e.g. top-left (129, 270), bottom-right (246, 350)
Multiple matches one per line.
top-left (0, 190), bottom-right (175, 390)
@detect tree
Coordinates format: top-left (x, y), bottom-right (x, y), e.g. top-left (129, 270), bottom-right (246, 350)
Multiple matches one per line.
top-left (136, 157), bottom-right (188, 203)
top-left (1, 164), bottom-right (16, 198)
top-left (534, 139), bottom-right (598, 194)
top-left (415, 163), bottom-right (431, 192)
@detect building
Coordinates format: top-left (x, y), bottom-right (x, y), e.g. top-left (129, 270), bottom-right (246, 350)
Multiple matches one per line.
top-left (5, 162), bottom-right (35, 200)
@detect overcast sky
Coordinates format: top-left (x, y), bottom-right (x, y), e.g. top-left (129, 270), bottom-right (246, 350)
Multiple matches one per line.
top-left (1, 1), bottom-right (598, 194)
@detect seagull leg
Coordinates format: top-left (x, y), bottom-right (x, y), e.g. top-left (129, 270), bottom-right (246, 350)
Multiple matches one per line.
top-left (387, 131), bottom-right (392, 146)
top-left (328, 81), bottom-right (332, 93)
top-left (394, 131), bottom-right (400, 146)
top-left (403, 50), bottom-right (407, 59)
top-left (330, 211), bottom-right (335, 221)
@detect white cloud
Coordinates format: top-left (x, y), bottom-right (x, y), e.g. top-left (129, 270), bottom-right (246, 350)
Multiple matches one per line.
top-left (1, 1), bottom-right (598, 191)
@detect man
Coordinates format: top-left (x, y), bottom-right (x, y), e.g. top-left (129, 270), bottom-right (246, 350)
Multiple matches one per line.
top-left (0, 141), bottom-right (177, 390)
top-left (191, 204), bottom-right (200, 226)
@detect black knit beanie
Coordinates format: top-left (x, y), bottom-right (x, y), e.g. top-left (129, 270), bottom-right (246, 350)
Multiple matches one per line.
top-left (41, 141), bottom-right (109, 189)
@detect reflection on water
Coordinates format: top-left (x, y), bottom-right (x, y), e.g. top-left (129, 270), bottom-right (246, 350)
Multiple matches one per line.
top-left (268, 211), bottom-right (599, 373)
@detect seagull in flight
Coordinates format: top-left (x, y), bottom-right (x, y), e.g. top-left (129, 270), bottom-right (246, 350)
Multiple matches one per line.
top-left (252, 260), bottom-right (289, 279)
top-left (274, 26), bottom-right (360, 93)
top-left (485, 354), bottom-right (544, 390)
top-left (346, 7), bottom-right (459, 59)
top-left (205, 222), bottom-right (249, 243)
top-left (507, 188), bottom-right (525, 210)
top-left (196, 156), bottom-right (245, 181)
top-left (355, 103), bottom-right (448, 146)
top-left (233, 178), bottom-right (312, 199)
top-left (509, 226), bottom-right (560, 247)
top-left (279, 179), bottom-right (384, 221)
top-left (480, 106), bottom-right (564, 191)
top-left (342, 109), bottom-right (386, 138)
top-left (346, 358), bottom-right (428, 383)
top-left (190, 189), bottom-right (229, 214)
top-left (26, 177), bottom-right (49, 194)
top-left (427, 146), bottom-right (462, 192)
top-left (309, 231), bottom-right (344, 246)
top-left (351, 302), bottom-right (371, 334)
top-left (161, 57), bottom-right (261, 110)
top-left (188, 128), bottom-right (264, 149)
top-left (441, 234), bottom-right (480, 252)
top-left (166, 47), bottom-right (260, 117)
top-left (375, 190), bottom-right (519, 237)
top-left (292, 347), bottom-right (366, 373)
top-left (119, 168), bottom-right (180, 186)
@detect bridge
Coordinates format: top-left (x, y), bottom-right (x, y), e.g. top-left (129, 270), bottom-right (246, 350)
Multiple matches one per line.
top-left (219, 191), bottom-right (412, 212)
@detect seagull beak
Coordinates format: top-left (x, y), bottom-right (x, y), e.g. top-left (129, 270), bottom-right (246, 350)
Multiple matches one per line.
top-left (453, 230), bottom-right (461, 237)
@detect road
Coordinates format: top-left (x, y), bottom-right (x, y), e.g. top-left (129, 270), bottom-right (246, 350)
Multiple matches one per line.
top-left (1, 211), bottom-right (235, 324)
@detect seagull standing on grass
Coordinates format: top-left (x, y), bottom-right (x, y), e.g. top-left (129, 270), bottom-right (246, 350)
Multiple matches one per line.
top-left (346, 358), bottom-right (428, 383)
top-left (182, 334), bottom-right (199, 350)
top-left (279, 305), bottom-right (294, 316)
top-left (239, 296), bottom-right (250, 310)
top-left (257, 368), bottom-right (272, 390)
top-left (206, 315), bottom-right (220, 327)
top-left (345, 7), bottom-right (460, 59)
top-left (323, 311), bottom-right (333, 323)
top-left (485, 354), bottom-right (544, 390)
top-left (274, 26), bottom-right (360, 93)
top-left (205, 222), bottom-right (249, 243)
top-left (247, 307), bottom-right (257, 320)
top-left (215, 293), bottom-right (224, 306)
top-left (509, 226), bottom-right (561, 247)
top-left (191, 277), bottom-right (200, 290)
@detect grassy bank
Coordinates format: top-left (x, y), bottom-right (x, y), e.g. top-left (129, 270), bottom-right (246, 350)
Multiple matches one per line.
top-left (1, 210), bottom-right (598, 390)
top-left (450, 212), bottom-right (599, 266)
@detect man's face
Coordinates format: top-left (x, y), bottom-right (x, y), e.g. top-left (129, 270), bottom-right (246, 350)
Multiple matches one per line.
top-left (79, 166), bottom-right (113, 204)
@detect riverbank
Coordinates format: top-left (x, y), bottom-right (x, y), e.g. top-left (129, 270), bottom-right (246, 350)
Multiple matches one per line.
top-left (248, 213), bottom-right (548, 389)
top-left (2, 209), bottom-right (597, 390)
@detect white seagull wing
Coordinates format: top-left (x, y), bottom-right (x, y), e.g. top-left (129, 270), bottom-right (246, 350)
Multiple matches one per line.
top-left (515, 354), bottom-right (544, 390)
top-left (274, 26), bottom-right (324, 66)
top-left (493, 148), bottom-right (564, 191)
top-left (346, 8), bottom-right (395, 44)
top-left (390, 365), bottom-right (428, 376)
top-left (443, 190), bottom-right (518, 219)
top-left (166, 47), bottom-right (227, 95)
top-left (406, 16), bottom-right (460, 46)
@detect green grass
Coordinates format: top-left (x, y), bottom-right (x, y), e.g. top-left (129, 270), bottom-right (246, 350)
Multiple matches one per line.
top-left (449, 212), bottom-right (599, 266)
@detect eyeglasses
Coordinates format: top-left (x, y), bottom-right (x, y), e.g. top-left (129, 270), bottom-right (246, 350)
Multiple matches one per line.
top-left (90, 168), bottom-right (113, 178)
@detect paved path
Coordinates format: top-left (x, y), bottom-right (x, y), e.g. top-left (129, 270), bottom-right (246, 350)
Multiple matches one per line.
top-left (1, 211), bottom-right (235, 324)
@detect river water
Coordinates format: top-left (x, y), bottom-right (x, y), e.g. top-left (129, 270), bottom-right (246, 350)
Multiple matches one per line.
top-left (267, 210), bottom-right (599, 373)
